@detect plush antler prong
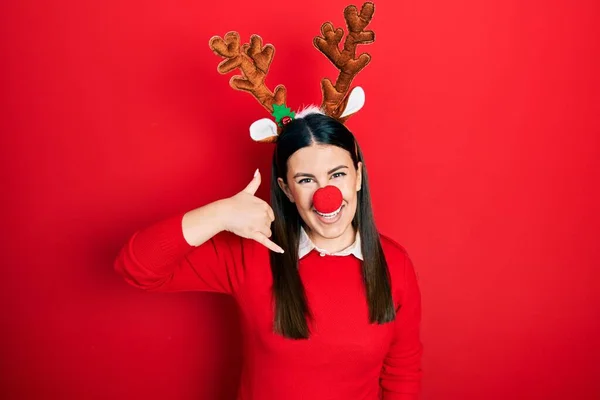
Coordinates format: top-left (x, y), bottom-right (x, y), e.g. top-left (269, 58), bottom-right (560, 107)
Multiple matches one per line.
top-left (209, 32), bottom-right (287, 114)
top-left (314, 2), bottom-right (375, 119)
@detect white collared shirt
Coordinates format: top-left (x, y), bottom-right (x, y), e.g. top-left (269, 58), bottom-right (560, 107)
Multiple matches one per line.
top-left (298, 226), bottom-right (363, 260)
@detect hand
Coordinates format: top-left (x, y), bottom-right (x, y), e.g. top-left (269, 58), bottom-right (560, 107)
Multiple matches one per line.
top-left (220, 169), bottom-right (285, 254)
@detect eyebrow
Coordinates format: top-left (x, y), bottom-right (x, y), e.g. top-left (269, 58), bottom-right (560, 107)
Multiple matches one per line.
top-left (293, 165), bottom-right (349, 179)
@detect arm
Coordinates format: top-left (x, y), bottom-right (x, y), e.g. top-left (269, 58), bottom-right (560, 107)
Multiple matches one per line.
top-left (380, 253), bottom-right (423, 400)
top-left (114, 200), bottom-right (247, 295)
top-left (114, 170), bottom-right (281, 295)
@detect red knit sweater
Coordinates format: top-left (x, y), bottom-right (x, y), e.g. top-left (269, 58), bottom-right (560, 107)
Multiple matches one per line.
top-left (114, 211), bottom-right (423, 400)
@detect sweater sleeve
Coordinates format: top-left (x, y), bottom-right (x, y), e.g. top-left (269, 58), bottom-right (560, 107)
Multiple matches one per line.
top-left (114, 211), bottom-right (247, 295)
top-left (380, 252), bottom-right (423, 400)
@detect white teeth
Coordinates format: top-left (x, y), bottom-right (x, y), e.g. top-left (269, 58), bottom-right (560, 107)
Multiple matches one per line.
top-left (315, 205), bottom-right (343, 219)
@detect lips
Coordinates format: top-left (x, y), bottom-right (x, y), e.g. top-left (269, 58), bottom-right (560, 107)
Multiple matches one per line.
top-left (313, 204), bottom-right (345, 225)
top-left (314, 204), bottom-right (343, 219)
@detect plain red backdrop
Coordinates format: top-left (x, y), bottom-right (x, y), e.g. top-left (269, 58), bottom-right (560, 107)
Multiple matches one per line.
top-left (2, 0), bottom-right (599, 399)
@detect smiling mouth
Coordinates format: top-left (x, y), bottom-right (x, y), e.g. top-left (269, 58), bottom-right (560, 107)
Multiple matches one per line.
top-left (313, 204), bottom-right (344, 219)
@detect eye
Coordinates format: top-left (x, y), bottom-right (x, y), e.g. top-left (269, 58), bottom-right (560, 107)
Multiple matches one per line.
top-left (331, 172), bottom-right (347, 179)
top-left (298, 178), bottom-right (313, 184)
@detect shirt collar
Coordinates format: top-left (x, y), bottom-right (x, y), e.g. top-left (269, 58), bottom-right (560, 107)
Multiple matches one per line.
top-left (298, 226), bottom-right (363, 260)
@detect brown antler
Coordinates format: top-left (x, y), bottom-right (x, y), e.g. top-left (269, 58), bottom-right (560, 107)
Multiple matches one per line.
top-left (209, 32), bottom-right (286, 113)
top-left (314, 2), bottom-right (375, 119)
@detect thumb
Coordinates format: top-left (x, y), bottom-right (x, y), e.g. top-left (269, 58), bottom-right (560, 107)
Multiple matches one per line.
top-left (241, 168), bottom-right (261, 195)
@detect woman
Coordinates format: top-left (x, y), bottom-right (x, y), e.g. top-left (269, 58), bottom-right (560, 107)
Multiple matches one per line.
top-left (114, 112), bottom-right (423, 399)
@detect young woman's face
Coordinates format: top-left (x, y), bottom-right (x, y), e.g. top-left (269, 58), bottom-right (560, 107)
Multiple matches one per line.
top-left (277, 143), bottom-right (362, 241)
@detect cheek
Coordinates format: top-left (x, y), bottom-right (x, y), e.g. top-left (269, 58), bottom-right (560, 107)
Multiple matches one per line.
top-left (345, 191), bottom-right (358, 206)
top-left (290, 186), bottom-right (315, 209)
top-left (339, 180), bottom-right (359, 203)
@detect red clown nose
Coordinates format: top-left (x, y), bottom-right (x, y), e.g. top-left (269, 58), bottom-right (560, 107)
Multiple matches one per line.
top-left (312, 185), bottom-right (343, 214)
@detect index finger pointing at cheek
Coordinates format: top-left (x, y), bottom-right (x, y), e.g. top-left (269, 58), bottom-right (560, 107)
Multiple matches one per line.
top-left (251, 232), bottom-right (284, 254)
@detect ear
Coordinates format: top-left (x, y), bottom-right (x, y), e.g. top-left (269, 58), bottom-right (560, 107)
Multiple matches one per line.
top-left (250, 118), bottom-right (278, 142)
top-left (355, 161), bottom-right (363, 192)
top-left (277, 177), bottom-right (295, 202)
top-left (339, 86), bottom-right (366, 119)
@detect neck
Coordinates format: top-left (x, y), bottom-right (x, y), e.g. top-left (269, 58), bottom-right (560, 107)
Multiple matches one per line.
top-left (307, 224), bottom-right (357, 253)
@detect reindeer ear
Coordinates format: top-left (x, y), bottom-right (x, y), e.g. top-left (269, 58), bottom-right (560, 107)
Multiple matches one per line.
top-left (339, 87), bottom-right (366, 119)
top-left (250, 118), bottom-right (278, 142)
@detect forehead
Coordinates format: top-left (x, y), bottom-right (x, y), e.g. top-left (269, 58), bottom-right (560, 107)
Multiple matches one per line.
top-left (287, 144), bottom-right (352, 172)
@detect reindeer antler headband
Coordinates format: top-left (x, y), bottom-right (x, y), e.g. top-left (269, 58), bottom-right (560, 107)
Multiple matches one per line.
top-left (209, 1), bottom-right (375, 143)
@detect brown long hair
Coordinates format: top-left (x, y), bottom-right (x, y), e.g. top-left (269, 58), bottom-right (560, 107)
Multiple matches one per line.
top-left (268, 113), bottom-right (395, 339)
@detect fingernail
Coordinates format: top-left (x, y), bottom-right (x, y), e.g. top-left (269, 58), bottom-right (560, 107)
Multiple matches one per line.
top-left (254, 168), bottom-right (259, 177)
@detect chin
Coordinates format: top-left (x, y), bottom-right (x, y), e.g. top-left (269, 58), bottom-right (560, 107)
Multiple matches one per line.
top-left (313, 224), bottom-right (348, 239)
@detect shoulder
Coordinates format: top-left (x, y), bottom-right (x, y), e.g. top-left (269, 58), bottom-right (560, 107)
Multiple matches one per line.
top-left (210, 230), bottom-right (265, 257)
top-left (378, 233), bottom-right (418, 297)
top-left (211, 231), bottom-right (272, 270)
top-left (379, 233), bottom-right (411, 266)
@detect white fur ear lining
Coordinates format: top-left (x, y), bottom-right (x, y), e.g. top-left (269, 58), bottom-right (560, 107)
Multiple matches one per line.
top-left (249, 118), bottom-right (278, 141)
top-left (340, 86), bottom-right (365, 118)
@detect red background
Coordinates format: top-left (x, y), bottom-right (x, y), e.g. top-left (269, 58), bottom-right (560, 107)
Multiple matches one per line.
top-left (2, 0), bottom-right (599, 399)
